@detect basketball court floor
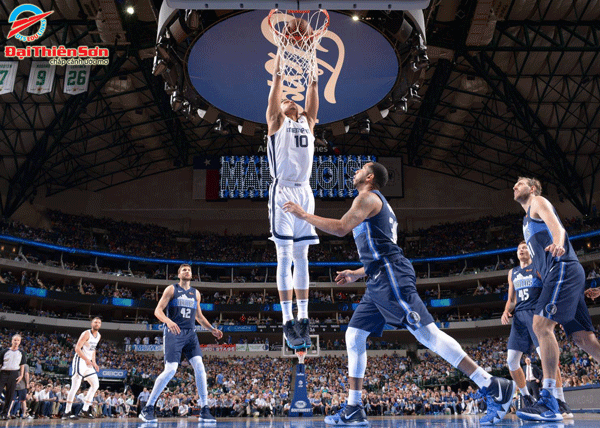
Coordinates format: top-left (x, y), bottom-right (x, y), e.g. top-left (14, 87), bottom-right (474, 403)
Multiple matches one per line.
top-left (3, 415), bottom-right (600, 428)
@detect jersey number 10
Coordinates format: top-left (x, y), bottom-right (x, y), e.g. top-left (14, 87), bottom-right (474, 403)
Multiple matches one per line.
top-left (295, 135), bottom-right (308, 148)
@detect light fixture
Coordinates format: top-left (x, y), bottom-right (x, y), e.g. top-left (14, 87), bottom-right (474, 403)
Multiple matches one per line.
top-left (126, 6), bottom-right (134, 15)
top-left (185, 10), bottom-right (201, 30)
top-left (359, 118), bottom-right (370, 134)
top-left (170, 91), bottom-right (183, 112)
top-left (164, 82), bottom-right (175, 95)
top-left (156, 33), bottom-right (172, 61)
top-left (152, 57), bottom-right (169, 76)
top-left (213, 119), bottom-right (229, 135)
top-left (352, 15), bottom-right (359, 21)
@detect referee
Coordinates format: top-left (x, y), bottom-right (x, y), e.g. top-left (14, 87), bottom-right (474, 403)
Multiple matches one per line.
top-left (0, 334), bottom-right (26, 420)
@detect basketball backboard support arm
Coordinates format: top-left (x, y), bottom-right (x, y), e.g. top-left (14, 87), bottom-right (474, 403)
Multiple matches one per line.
top-left (165, 1), bottom-right (431, 10)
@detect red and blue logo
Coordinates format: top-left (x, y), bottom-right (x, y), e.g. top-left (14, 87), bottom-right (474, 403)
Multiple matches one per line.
top-left (7, 4), bottom-right (53, 42)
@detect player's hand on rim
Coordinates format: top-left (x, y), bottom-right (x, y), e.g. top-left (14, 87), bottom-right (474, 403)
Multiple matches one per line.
top-left (166, 320), bottom-right (181, 335)
top-left (544, 243), bottom-right (565, 257)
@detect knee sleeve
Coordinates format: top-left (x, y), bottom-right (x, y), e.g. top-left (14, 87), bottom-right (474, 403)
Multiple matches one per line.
top-left (276, 244), bottom-right (293, 292)
top-left (86, 374), bottom-right (99, 391)
top-left (507, 349), bottom-right (523, 372)
top-left (411, 323), bottom-right (467, 368)
top-left (292, 245), bottom-right (309, 290)
top-left (163, 361), bottom-right (178, 377)
top-left (346, 327), bottom-right (370, 378)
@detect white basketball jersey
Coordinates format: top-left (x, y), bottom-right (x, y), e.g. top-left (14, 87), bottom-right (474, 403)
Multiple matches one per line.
top-left (267, 115), bottom-right (314, 183)
top-left (80, 329), bottom-right (100, 360)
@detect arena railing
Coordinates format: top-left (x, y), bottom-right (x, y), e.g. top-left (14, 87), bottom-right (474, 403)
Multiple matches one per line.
top-left (1, 229), bottom-right (599, 278)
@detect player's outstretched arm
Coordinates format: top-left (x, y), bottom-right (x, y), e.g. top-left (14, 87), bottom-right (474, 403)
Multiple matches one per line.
top-left (195, 290), bottom-right (223, 339)
top-left (304, 79), bottom-right (318, 133)
top-left (335, 268), bottom-right (366, 285)
top-left (155, 285), bottom-right (180, 334)
top-left (501, 269), bottom-right (516, 325)
top-left (283, 192), bottom-right (379, 237)
top-left (266, 53), bottom-right (285, 135)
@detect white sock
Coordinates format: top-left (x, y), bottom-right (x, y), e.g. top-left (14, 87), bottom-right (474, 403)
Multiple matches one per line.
top-left (281, 300), bottom-right (294, 323)
top-left (542, 378), bottom-right (557, 397)
top-left (348, 389), bottom-right (362, 406)
top-left (297, 299), bottom-right (308, 319)
top-left (519, 386), bottom-right (530, 396)
top-left (470, 367), bottom-right (492, 389)
top-left (555, 387), bottom-right (564, 401)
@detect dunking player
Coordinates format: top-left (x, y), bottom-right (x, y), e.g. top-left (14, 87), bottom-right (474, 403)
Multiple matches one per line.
top-left (139, 264), bottom-right (223, 423)
top-left (514, 177), bottom-right (600, 422)
top-left (502, 241), bottom-right (573, 417)
top-left (62, 317), bottom-right (101, 419)
top-left (266, 48), bottom-right (319, 349)
top-left (284, 162), bottom-right (516, 426)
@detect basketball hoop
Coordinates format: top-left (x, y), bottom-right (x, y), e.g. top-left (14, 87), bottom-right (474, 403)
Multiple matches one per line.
top-left (268, 9), bottom-right (329, 89)
top-left (296, 350), bottom-right (307, 364)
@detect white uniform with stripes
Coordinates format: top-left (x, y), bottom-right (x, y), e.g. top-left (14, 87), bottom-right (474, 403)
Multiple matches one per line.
top-left (72, 329), bottom-right (100, 378)
top-left (267, 115), bottom-right (319, 246)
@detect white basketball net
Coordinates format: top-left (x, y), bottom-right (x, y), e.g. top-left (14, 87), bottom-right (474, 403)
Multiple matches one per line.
top-left (268, 9), bottom-right (329, 89)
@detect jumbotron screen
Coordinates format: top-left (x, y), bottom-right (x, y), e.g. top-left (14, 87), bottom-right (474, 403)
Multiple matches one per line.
top-left (219, 155), bottom-right (376, 199)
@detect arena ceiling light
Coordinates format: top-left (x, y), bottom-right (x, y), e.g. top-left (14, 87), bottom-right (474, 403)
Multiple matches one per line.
top-left (165, 1), bottom-right (431, 10)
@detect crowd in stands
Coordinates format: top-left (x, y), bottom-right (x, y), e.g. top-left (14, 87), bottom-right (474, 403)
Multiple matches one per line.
top-left (2, 210), bottom-right (600, 274)
top-left (1, 325), bottom-right (599, 419)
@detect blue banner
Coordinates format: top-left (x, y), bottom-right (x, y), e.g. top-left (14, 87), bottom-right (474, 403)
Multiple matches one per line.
top-left (128, 344), bottom-right (163, 352)
top-left (98, 369), bottom-right (127, 379)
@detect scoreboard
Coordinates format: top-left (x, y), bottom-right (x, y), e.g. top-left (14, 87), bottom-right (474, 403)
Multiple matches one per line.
top-left (219, 155), bottom-right (376, 199)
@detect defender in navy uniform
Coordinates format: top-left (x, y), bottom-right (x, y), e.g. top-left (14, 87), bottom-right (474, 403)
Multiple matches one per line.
top-left (139, 264), bottom-right (223, 423)
top-left (502, 241), bottom-right (572, 416)
top-left (502, 241), bottom-right (542, 406)
top-left (284, 162), bottom-right (516, 426)
top-left (513, 177), bottom-right (600, 422)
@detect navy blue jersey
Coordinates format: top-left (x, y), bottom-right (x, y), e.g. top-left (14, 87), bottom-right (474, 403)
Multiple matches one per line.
top-left (351, 190), bottom-right (402, 275)
top-left (523, 206), bottom-right (578, 279)
top-left (511, 264), bottom-right (543, 312)
top-left (166, 283), bottom-right (197, 330)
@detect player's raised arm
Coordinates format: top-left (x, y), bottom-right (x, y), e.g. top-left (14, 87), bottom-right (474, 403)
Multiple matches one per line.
top-left (304, 78), bottom-right (319, 133)
top-left (502, 269), bottom-right (516, 325)
top-left (154, 285), bottom-right (179, 334)
top-left (266, 53), bottom-right (285, 135)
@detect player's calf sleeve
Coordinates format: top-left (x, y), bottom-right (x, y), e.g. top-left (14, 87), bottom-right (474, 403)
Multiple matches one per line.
top-left (292, 245), bottom-right (309, 291)
top-left (411, 323), bottom-right (467, 368)
top-left (147, 362), bottom-right (178, 406)
top-left (346, 327), bottom-right (371, 378)
top-left (190, 356), bottom-right (208, 407)
top-left (276, 245), bottom-right (293, 292)
top-left (507, 349), bottom-right (523, 372)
